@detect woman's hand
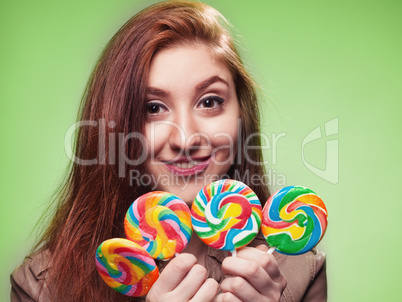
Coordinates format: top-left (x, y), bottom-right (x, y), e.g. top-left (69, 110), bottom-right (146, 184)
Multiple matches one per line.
top-left (216, 245), bottom-right (287, 302)
top-left (146, 253), bottom-right (219, 302)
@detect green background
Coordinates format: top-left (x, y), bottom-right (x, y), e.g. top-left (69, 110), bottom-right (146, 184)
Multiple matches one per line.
top-left (1, 0), bottom-right (401, 300)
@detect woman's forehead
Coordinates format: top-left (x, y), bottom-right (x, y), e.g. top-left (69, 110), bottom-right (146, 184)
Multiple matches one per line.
top-left (147, 43), bottom-right (233, 91)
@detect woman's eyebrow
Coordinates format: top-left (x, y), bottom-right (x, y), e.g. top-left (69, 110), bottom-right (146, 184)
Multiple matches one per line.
top-left (146, 76), bottom-right (228, 97)
top-left (146, 87), bottom-right (170, 97)
top-left (195, 75), bottom-right (229, 92)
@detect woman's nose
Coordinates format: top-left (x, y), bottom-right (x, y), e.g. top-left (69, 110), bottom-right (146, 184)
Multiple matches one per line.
top-left (168, 115), bottom-right (202, 152)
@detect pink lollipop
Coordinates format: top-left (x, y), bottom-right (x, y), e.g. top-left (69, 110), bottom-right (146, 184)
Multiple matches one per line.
top-left (95, 238), bottom-right (159, 297)
top-left (124, 191), bottom-right (192, 260)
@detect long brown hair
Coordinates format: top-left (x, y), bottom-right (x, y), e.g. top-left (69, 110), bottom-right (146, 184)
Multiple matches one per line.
top-left (36, 1), bottom-right (269, 300)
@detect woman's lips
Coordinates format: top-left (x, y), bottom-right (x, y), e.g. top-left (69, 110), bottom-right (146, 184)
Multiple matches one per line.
top-left (164, 156), bottom-right (212, 176)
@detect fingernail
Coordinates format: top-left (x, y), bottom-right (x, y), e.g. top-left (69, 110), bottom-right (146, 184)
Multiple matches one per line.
top-left (256, 244), bottom-right (269, 252)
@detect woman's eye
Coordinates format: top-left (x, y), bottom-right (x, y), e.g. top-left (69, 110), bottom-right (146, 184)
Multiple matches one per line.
top-left (146, 102), bottom-right (166, 114)
top-left (198, 96), bottom-right (224, 109)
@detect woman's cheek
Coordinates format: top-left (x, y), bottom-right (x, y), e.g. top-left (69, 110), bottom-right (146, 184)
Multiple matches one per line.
top-left (207, 119), bottom-right (239, 146)
top-left (145, 124), bottom-right (168, 156)
top-left (208, 131), bottom-right (238, 164)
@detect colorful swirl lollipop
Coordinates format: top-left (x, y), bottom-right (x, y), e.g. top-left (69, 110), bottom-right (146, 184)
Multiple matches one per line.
top-left (124, 191), bottom-right (192, 260)
top-left (95, 238), bottom-right (159, 297)
top-left (262, 186), bottom-right (328, 255)
top-left (191, 179), bottom-right (262, 252)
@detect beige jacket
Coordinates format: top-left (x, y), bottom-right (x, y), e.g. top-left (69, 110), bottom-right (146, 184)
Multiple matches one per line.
top-left (11, 236), bottom-right (326, 301)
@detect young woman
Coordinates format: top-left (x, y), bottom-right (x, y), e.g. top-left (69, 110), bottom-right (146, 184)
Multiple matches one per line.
top-left (11, 1), bottom-right (327, 301)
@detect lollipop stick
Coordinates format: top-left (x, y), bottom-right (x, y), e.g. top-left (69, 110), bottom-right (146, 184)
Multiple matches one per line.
top-left (232, 249), bottom-right (237, 258)
top-left (267, 247), bottom-right (275, 254)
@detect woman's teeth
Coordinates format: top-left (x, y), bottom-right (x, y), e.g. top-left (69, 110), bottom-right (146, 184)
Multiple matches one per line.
top-left (173, 161), bottom-right (200, 169)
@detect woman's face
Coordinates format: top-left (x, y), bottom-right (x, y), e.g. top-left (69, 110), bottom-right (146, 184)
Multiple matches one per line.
top-left (144, 43), bottom-right (240, 204)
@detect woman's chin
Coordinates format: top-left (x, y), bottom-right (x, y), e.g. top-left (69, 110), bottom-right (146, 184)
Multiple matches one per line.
top-left (170, 188), bottom-right (198, 206)
top-left (160, 183), bottom-right (204, 207)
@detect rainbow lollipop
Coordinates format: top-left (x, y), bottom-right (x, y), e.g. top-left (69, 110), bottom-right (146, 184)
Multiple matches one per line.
top-left (262, 186), bottom-right (328, 255)
top-left (124, 191), bottom-right (192, 260)
top-left (95, 238), bottom-right (159, 297)
top-left (191, 179), bottom-right (262, 253)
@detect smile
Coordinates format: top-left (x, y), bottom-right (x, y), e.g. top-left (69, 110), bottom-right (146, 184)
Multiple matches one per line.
top-left (164, 156), bottom-right (212, 176)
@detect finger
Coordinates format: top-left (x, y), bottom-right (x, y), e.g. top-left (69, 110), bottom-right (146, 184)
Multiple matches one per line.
top-left (255, 244), bottom-right (269, 252)
top-left (216, 291), bottom-right (242, 302)
top-left (222, 256), bottom-right (272, 296)
top-left (235, 246), bottom-right (283, 282)
top-left (153, 253), bottom-right (197, 293)
top-left (220, 276), bottom-right (260, 301)
top-left (173, 264), bottom-right (208, 300)
top-left (189, 278), bottom-right (219, 302)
